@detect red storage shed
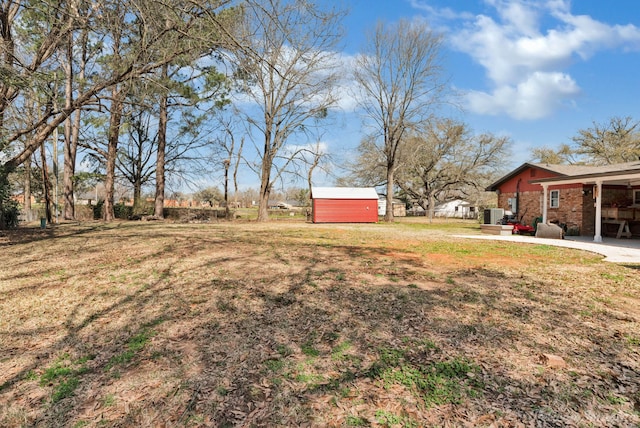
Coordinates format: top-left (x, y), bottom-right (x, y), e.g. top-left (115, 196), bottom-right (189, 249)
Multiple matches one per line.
top-left (311, 187), bottom-right (379, 223)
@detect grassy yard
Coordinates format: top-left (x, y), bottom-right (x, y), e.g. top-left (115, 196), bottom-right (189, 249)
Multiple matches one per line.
top-left (0, 220), bottom-right (639, 427)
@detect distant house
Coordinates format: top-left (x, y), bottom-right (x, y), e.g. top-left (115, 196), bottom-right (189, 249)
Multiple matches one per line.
top-left (268, 200), bottom-right (296, 209)
top-left (311, 187), bottom-right (378, 223)
top-left (11, 194), bottom-right (36, 206)
top-left (162, 198), bottom-right (194, 208)
top-left (433, 199), bottom-right (477, 219)
top-left (74, 193), bottom-right (97, 206)
top-left (377, 197), bottom-right (406, 217)
top-left (486, 162), bottom-right (640, 241)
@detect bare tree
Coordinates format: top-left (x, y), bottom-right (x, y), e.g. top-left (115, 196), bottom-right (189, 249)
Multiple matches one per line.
top-left (290, 115), bottom-right (335, 198)
top-left (345, 118), bottom-right (510, 219)
top-left (118, 107), bottom-right (157, 208)
top-left (353, 19), bottom-right (448, 222)
top-left (338, 136), bottom-right (387, 188)
top-left (530, 144), bottom-right (579, 165)
top-left (231, 0), bottom-right (345, 221)
top-left (304, 141), bottom-right (328, 197)
top-left (211, 109), bottom-right (244, 218)
top-left (395, 119), bottom-right (511, 220)
top-left (572, 116), bottom-right (640, 165)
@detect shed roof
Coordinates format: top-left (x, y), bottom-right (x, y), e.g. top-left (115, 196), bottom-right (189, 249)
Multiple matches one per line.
top-left (311, 187), bottom-right (378, 200)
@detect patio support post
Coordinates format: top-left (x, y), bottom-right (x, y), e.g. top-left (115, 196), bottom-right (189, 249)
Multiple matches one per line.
top-left (594, 180), bottom-right (603, 243)
top-left (541, 184), bottom-right (548, 224)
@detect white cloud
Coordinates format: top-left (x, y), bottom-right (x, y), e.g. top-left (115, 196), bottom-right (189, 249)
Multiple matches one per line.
top-left (429, 0), bottom-right (640, 119)
top-left (408, 0), bottom-right (474, 21)
top-left (331, 52), bottom-right (362, 112)
top-left (491, 0), bottom-right (541, 36)
top-left (283, 141), bottom-right (329, 157)
top-left (467, 71), bottom-right (580, 119)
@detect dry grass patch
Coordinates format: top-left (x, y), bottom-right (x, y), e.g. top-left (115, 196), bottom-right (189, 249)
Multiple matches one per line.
top-left (0, 220), bottom-right (639, 427)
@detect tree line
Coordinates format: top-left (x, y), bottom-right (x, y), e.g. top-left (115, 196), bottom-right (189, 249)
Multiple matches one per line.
top-left (0, 0), bottom-right (241, 228)
top-left (531, 116), bottom-right (640, 165)
top-left (0, 0), bottom-right (353, 227)
top-left (1, 1), bottom-right (637, 229)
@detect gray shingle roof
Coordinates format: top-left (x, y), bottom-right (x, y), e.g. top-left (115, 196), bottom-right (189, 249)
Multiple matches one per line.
top-left (531, 161), bottom-right (640, 176)
top-left (486, 161), bottom-right (640, 191)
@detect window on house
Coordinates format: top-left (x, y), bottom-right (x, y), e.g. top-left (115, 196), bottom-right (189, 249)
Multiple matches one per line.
top-left (634, 189), bottom-right (640, 205)
top-left (550, 190), bottom-right (559, 208)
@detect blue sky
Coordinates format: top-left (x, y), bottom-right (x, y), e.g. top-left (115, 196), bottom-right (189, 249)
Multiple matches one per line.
top-left (222, 0), bottom-right (640, 192)
top-left (324, 0), bottom-right (640, 174)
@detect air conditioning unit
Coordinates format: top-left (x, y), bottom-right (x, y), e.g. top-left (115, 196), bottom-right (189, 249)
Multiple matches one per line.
top-left (483, 208), bottom-right (504, 224)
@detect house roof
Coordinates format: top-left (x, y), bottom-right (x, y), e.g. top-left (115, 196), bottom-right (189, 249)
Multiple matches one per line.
top-left (434, 199), bottom-right (472, 209)
top-left (531, 161), bottom-right (640, 185)
top-left (311, 187), bottom-right (378, 200)
top-left (486, 161), bottom-right (640, 191)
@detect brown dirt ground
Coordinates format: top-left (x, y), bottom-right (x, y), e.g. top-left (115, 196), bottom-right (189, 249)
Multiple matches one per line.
top-left (0, 220), bottom-right (639, 427)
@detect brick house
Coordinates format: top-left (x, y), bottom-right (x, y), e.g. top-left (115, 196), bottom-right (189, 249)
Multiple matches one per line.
top-left (486, 162), bottom-right (640, 241)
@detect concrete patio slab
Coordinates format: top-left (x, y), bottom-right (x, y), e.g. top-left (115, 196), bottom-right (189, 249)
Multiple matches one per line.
top-left (455, 234), bottom-right (640, 264)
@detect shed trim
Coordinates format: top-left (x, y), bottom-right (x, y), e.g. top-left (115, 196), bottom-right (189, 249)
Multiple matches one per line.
top-left (311, 187), bottom-right (378, 200)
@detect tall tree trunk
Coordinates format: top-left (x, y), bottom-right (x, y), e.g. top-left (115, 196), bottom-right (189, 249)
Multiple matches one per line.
top-left (63, 126), bottom-right (76, 219)
top-left (67, 107), bottom-right (82, 213)
top-left (104, 87), bottom-right (124, 221)
top-left (40, 142), bottom-right (52, 224)
top-left (24, 155), bottom-right (31, 211)
top-left (384, 167), bottom-right (394, 222)
top-left (257, 143), bottom-right (272, 222)
top-left (133, 174), bottom-right (142, 209)
top-left (0, 1), bottom-right (19, 133)
top-left (223, 159), bottom-right (230, 219)
top-left (428, 193), bottom-right (434, 223)
top-left (63, 21), bottom-right (87, 220)
top-left (233, 136), bottom-right (244, 209)
top-left (133, 136), bottom-right (143, 208)
top-left (154, 64), bottom-right (168, 218)
top-left (63, 31), bottom-right (75, 220)
top-left (257, 181), bottom-right (270, 221)
top-left (103, 3), bottom-right (126, 221)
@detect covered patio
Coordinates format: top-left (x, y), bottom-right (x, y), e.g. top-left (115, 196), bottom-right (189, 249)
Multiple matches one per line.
top-left (532, 164), bottom-right (640, 242)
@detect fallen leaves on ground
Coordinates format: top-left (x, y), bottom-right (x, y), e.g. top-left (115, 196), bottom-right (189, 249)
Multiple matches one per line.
top-left (0, 220), bottom-right (638, 427)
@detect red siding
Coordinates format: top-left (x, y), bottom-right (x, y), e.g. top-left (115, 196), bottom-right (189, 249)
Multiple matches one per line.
top-left (495, 165), bottom-right (596, 236)
top-left (312, 199), bottom-right (378, 223)
top-left (499, 166), bottom-right (562, 192)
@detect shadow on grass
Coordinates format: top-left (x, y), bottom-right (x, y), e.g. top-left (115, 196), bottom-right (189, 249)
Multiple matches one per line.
top-left (0, 221), bottom-right (113, 247)
top-left (0, 223), bottom-right (638, 426)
